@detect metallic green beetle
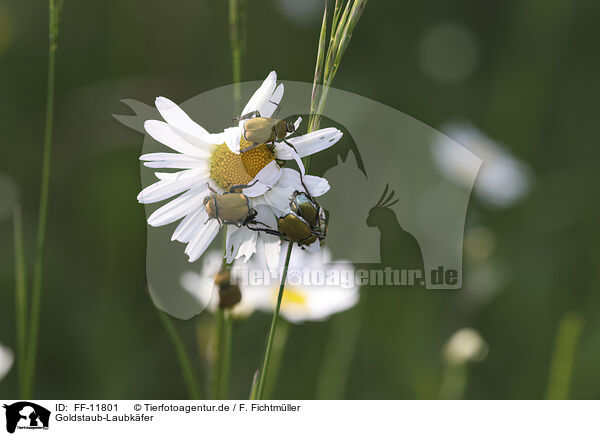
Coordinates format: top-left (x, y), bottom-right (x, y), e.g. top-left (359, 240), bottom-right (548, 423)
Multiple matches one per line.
top-left (204, 183), bottom-right (258, 226)
top-left (250, 191), bottom-right (327, 247)
top-left (235, 110), bottom-right (296, 153)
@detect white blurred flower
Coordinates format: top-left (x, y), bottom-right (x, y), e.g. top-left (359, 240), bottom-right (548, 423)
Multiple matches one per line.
top-left (433, 122), bottom-right (531, 208)
top-left (180, 250), bottom-right (258, 319)
top-left (0, 343), bottom-right (14, 382)
top-left (138, 71), bottom-right (342, 267)
top-left (180, 244), bottom-right (360, 323)
top-left (443, 328), bottom-right (488, 365)
top-left (237, 243), bottom-right (360, 323)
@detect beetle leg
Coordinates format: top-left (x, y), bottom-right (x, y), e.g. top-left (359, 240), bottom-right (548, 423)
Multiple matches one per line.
top-left (206, 183), bottom-right (217, 195)
top-left (239, 142), bottom-right (261, 153)
top-left (269, 100), bottom-right (282, 118)
top-left (234, 110), bottom-right (261, 122)
top-left (282, 138), bottom-right (299, 154)
top-left (228, 179), bottom-right (258, 193)
top-left (246, 225), bottom-right (285, 238)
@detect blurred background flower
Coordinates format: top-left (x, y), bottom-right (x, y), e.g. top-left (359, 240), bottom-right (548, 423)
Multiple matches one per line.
top-left (0, 343), bottom-right (14, 382)
top-left (433, 121), bottom-right (532, 208)
top-left (443, 328), bottom-right (488, 366)
top-left (237, 243), bottom-right (359, 323)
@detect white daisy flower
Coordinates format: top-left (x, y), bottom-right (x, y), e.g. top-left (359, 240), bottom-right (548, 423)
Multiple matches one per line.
top-left (137, 71), bottom-right (343, 267)
top-left (0, 343), bottom-right (14, 382)
top-left (181, 244), bottom-right (359, 322)
top-left (432, 121), bottom-right (532, 208)
top-left (443, 328), bottom-right (488, 365)
top-left (234, 243), bottom-right (360, 323)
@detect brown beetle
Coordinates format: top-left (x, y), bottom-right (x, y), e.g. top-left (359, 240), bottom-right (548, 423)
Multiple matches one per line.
top-left (234, 110), bottom-right (296, 153)
top-left (249, 191), bottom-right (327, 247)
top-left (204, 183), bottom-right (258, 226)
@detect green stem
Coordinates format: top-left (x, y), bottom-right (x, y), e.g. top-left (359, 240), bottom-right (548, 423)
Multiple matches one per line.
top-left (256, 243), bottom-right (293, 400)
top-left (211, 309), bottom-right (225, 399)
top-left (13, 207), bottom-right (28, 397)
top-left (158, 310), bottom-right (201, 400)
top-left (24, 0), bottom-right (61, 399)
top-left (263, 319), bottom-right (291, 400)
top-left (546, 312), bottom-right (583, 400)
top-left (229, 0), bottom-right (247, 113)
top-left (438, 363), bottom-right (467, 400)
top-left (219, 310), bottom-right (234, 399)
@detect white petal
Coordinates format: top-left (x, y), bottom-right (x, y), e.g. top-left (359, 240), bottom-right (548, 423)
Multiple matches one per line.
top-left (185, 220), bottom-right (220, 262)
top-left (155, 97), bottom-right (210, 139)
top-left (255, 204), bottom-right (281, 271)
top-left (180, 271), bottom-right (214, 308)
top-left (147, 187), bottom-right (207, 227)
top-left (172, 207), bottom-right (209, 243)
top-left (235, 226), bottom-right (258, 261)
top-left (144, 120), bottom-right (210, 158)
top-left (140, 152), bottom-right (208, 170)
top-left (243, 161), bottom-right (282, 197)
top-left (137, 169), bottom-right (207, 204)
top-left (262, 187), bottom-right (293, 214)
top-left (241, 71), bottom-right (277, 116)
top-left (261, 233), bottom-right (281, 271)
top-left (259, 83), bottom-right (284, 118)
top-left (225, 226), bottom-right (255, 264)
top-left (291, 116), bottom-right (302, 132)
top-left (220, 126), bottom-right (243, 154)
top-left (303, 175), bottom-right (330, 197)
top-left (279, 143), bottom-right (306, 175)
top-left (304, 239), bottom-right (321, 253)
top-left (275, 128), bottom-right (343, 159)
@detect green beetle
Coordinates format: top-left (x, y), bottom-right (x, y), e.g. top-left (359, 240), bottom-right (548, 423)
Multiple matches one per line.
top-left (204, 183), bottom-right (258, 226)
top-left (250, 191), bottom-right (327, 247)
top-left (235, 110), bottom-right (296, 153)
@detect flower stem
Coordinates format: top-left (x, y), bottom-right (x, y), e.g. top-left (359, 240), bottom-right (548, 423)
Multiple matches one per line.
top-left (219, 310), bottom-right (234, 399)
top-left (229, 0), bottom-right (247, 113)
top-left (158, 310), bottom-right (201, 400)
top-left (263, 319), bottom-right (291, 399)
top-left (256, 0), bottom-right (369, 401)
top-left (23, 0), bottom-right (62, 399)
top-left (256, 243), bottom-right (293, 400)
top-left (210, 308), bottom-right (225, 399)
top-left (13, 207), bottom-right (28, 397)
top-left (546, 312), bottom-right (583, 399)
top-left (438, 363), bottom-right (467, 400)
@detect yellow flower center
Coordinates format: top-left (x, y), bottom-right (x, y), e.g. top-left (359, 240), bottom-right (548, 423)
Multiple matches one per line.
top-left (275, 286), bottom-right (308, 310)
top-left (209, 140), bottom-right (275, 190)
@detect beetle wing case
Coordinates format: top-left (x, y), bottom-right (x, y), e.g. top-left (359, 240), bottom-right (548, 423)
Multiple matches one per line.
top-left (216, 193), bottom-right (252, 225)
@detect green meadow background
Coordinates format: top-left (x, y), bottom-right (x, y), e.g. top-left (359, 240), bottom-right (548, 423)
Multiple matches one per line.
top-left (1, 0), bottom-right (599, 399)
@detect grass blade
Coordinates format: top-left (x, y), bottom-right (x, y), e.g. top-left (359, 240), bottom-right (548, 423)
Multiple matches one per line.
top-left (546, 312), bottom-right (583, 400)
top-left (13, 207), bottom-right (28, 397)
top-left (158, 309), bottom-right (201, 400)
top-left (24, 0), bottom-right (63, 399)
